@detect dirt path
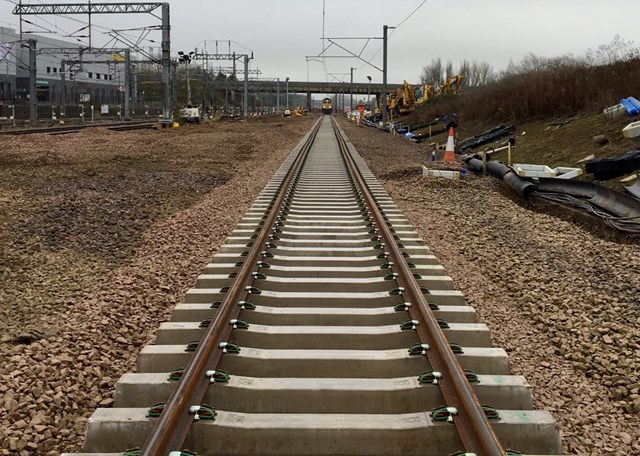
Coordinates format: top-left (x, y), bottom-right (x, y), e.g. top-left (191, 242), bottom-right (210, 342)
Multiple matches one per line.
top-left (341, 118), bottom-right (640, 455)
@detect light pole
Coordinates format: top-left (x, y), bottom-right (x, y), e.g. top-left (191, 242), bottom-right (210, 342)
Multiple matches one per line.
top-left (178, 51), bottom-right (195, 105)
top-left (350, 67), bottom-right (355, 112)
top-left (382, 24), bottom-right (395, 124)
top-left (367, 75), bottom-right (372, 107)
top-left (285, 77), bottom-right (290, 110)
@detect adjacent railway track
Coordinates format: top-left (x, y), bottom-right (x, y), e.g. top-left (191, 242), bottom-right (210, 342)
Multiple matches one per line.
top-left (0, 119), bottom-right (157, 136)
top-left (64, 116), bottom-right (561, 456)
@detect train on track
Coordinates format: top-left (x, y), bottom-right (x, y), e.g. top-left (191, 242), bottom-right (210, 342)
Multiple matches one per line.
top-left (322, 97), bottom-right (333, 114)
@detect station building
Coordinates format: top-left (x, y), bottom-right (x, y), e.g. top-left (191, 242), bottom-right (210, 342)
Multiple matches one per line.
top-left (0, 26), bottom-right (126, 109)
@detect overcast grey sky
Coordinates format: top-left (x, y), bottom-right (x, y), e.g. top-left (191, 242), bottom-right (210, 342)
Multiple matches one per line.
top-left (1, 0), bottom-right (639, 84)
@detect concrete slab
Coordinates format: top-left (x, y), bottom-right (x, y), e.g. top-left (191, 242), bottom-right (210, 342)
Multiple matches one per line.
top-left (114, 373), bottom-right (533, 411)
top-left (82, 408), bottom-right (560, 455)
top-left (155, 322), bottom-right (490, 348)
top-left (137, 346), bottom-right (510, 376)
top-left (202, 263), bottom-right (446, 278)
top-left (184, 288), bottom-right (465, 307)
top-left (194, 275), bottom-right (454, 292)
top-left (170, 304), bottom-right (477, 326)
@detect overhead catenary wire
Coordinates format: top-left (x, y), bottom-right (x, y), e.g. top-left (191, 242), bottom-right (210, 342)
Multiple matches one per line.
top-left (316, 0), bottom-right (429, 78)
top-left (355, 0), bottom-right (429, 71)
top-left (4, 0), bottom-right (164, 56)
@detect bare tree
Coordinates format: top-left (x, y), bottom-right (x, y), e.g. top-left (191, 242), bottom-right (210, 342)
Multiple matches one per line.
top-left (458, 59), bottom-right (471, 87)
top-left (585, 34), bottom-right (639, 65)
top-left (422, 57), bottom-right (495, 88)
top-left (472, 60), bottom-right (496, 85)
top-left (420, 58), bottom-right (443, 86)
top-left (444, 60), bottom-right (454, 80)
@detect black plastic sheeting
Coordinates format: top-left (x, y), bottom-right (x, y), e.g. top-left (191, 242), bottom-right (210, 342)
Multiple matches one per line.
top-left (536, 178), bottom-right (640, 219)
top-left (461, 155), bottom-right (640, 232)
top-left (626, 180), bottom-right (640, 200)
top-left (585, 149), bottom-right (640, 181)
top-left (457, 125), bottom-right (516, 152)
top-left (396, 121), bottom-right (438, 134)
top-left (410, 127), bottom-right (448, 143)
top-left (396, 115), bottom-right (458, 143)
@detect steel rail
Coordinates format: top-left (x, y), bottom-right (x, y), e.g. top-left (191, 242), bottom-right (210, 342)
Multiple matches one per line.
top-left (331, 117), bottom-right (505, 456)
top-left (138, 117), bottom-right (322, 455)
top-left (0, 120), bottom-right (157, 136)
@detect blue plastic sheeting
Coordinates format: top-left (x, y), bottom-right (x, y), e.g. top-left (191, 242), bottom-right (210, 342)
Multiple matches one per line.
top-left (619, 97), bottom-right (640, 115)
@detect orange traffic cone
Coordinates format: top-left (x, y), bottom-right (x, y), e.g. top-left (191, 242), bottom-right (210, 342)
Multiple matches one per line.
top-left (443, 127), bottom-right (456, 162)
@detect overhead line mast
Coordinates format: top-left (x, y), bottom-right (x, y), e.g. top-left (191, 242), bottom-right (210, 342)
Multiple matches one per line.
top-left (12, 2), bottom-right (172, 123)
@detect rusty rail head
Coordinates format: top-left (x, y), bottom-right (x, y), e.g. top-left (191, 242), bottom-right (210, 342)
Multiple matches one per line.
top-left (138, 118), bottom-right (322, 455)
top-left (331, 118), bottom-right (505, 456)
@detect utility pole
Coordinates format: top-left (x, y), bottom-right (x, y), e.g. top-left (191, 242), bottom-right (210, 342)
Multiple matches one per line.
top-left (60, 60), bottom-right (66, 117)
top-left (28, 39), bottom-right (37, 124)
top-left (171, 62), bottom-right (177, 113)
top-left (124, 48), bottom-right (130, 120)
top-left (276, 78), bottom-right (280, 115)
top-left (132, 63), bottom-right (138, 114)
top-left (382, 24), bottom-right (389, 124)
top-left (161, 2), bottom-right (171, 121)
top-left (350, 67), bottom-right (356, 112)
top-left (186, 63), bottom-right (192, 104)
top-left (243, 54), bottom-right (249, 117)
top-left (285, 77), bottom-right (289, 110)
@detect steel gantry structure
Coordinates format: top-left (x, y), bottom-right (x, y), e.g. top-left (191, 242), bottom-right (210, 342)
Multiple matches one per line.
top-left (13, 3), bottom-right (165, 14)
top-left (13, 2), bottom-right (172, 122)
top-left (37, 47), bottom-right (134, 120)
top-left (191, 51), bottom-right (254, 117)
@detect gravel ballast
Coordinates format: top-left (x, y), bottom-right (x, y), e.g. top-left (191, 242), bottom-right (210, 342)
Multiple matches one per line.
top-left (0, 116), bottom-right (315, 454)
top-left (340, 118), bottom-right (640, 455)
top-left (2, 115), bottom-right (637, 454)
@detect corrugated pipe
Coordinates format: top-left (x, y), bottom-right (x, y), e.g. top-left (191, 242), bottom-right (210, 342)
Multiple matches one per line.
top-left (462, 155), bottom-right (535, 197)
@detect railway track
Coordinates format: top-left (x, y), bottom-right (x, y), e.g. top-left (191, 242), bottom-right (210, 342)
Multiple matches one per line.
top-left (0, 119), bottom-right (157, 136)
top-left (64, 116), bottom-right (561, 456)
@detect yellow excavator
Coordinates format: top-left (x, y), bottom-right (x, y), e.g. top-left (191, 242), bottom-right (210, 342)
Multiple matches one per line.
top-left (372, 78), bottom-right (454, 120)
top-left (292, 106), bottom-right (306, 117)
top-left (442, 74), bottom-right (464, 95)
top-left (413, 84), bottom-right (434, 105)
top-left (383, 80), bottom-right (417, 116)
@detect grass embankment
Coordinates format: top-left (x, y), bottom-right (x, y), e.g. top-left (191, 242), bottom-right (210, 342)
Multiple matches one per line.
top-left (404, 55), bottom-right (640, 180)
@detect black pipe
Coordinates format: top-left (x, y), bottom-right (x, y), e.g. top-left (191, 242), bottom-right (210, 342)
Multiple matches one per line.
top-left (486, 161), bottom-right (510, 179)
top-left (463, 155), bottom-right (536, 196)
top-left (537, 178), bottom-right (640, 218)
top-left (504, 172), bottom-right (536, 197)
top-left (461, 155), bottom-right (639, 231)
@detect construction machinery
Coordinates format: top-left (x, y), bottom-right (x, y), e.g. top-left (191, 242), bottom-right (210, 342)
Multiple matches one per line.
top-left (442, 74), bottom-right (464, 95)
top-left (387, 80), bottom-right (439, 116)
top-left (391, 80), bottom-right (417, 116)
top-left (179, 105), bottom-right (202, 124)
top-left (414, 84), bottom-right (434, 105)
top-left (292, 106), bottom-right (307, 117)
